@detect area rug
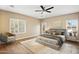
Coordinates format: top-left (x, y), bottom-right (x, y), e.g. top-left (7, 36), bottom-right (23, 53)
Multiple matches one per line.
top-left (20, 38), bottom-right (79, 54)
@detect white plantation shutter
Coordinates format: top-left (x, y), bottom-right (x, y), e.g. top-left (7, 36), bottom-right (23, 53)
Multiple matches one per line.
top-left (10, 18), bottom-right (26, 34)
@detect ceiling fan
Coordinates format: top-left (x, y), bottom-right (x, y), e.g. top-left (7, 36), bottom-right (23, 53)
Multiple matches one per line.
top-left (35, 5), bottom-right (54, 14)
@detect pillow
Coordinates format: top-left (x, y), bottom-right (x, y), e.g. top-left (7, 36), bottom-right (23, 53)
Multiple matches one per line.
top-left (61, 32), bottom-right (64, 35)
top-left (0, 33), bottom-right (7, 42)
top-left (55, 32), bottom-right (60, 35)
top-left (50, 32), bottom-right (56, 35)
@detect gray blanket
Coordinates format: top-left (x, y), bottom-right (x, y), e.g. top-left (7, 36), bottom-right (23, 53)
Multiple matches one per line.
top-left (40, 34), bottom-right (64, 46)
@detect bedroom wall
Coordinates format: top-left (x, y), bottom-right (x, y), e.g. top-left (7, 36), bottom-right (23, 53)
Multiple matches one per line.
top-left (42, 12), bottom-right (79, 29)
top-left (42, 12), bottom-right (79, 38)
top-left (0, 10), bottom-right (40, 40)
top-left (0, 12), bottom-right (1, 32)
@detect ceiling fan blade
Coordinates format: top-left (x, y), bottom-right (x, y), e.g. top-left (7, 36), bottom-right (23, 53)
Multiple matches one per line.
top-left (40, 5), bottom-right (45, 10)
top-left (35, 10), bottom-right (42, 12)
top-left (46, 7), bottom-right (54, 11)
top-left (46, 11), bottom-right (51, 13)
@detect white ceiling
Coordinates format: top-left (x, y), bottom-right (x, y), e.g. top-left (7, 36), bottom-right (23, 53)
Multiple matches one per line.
top-left (0, 5), bottom-right (79, 19)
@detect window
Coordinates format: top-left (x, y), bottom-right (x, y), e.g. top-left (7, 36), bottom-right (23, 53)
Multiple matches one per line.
top-left (67, 20), bottom-right (78, 27)
top-left (66, 19), bottom-right (78, 36)
top-left (10, 18), bottom-right (26, 34)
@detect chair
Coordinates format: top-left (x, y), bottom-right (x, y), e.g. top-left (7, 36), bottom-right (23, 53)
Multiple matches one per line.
top-left (0, 33), bottom-right (15, 44)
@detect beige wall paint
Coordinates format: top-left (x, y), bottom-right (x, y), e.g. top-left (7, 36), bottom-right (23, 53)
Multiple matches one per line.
top-left (0, 10), bottom-right (40, 40)
top-left (42, 12), bottom-right (79, 29)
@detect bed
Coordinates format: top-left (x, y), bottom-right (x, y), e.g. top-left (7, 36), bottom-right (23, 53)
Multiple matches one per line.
top-left (36, 29), bottom-right (67, 49)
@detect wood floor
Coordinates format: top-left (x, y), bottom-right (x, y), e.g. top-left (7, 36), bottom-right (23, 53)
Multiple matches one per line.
top-left (0, 41), bottom-right (33, 54)
top-left (0, 38), bottom-right (79, 54)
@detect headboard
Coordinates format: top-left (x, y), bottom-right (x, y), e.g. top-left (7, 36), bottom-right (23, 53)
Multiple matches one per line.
top-left (45, 29), bottom-right (67, 37)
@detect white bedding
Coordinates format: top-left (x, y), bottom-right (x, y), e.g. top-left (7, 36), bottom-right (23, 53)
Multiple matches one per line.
top-left (56, 35), bottom-right (66, 42)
